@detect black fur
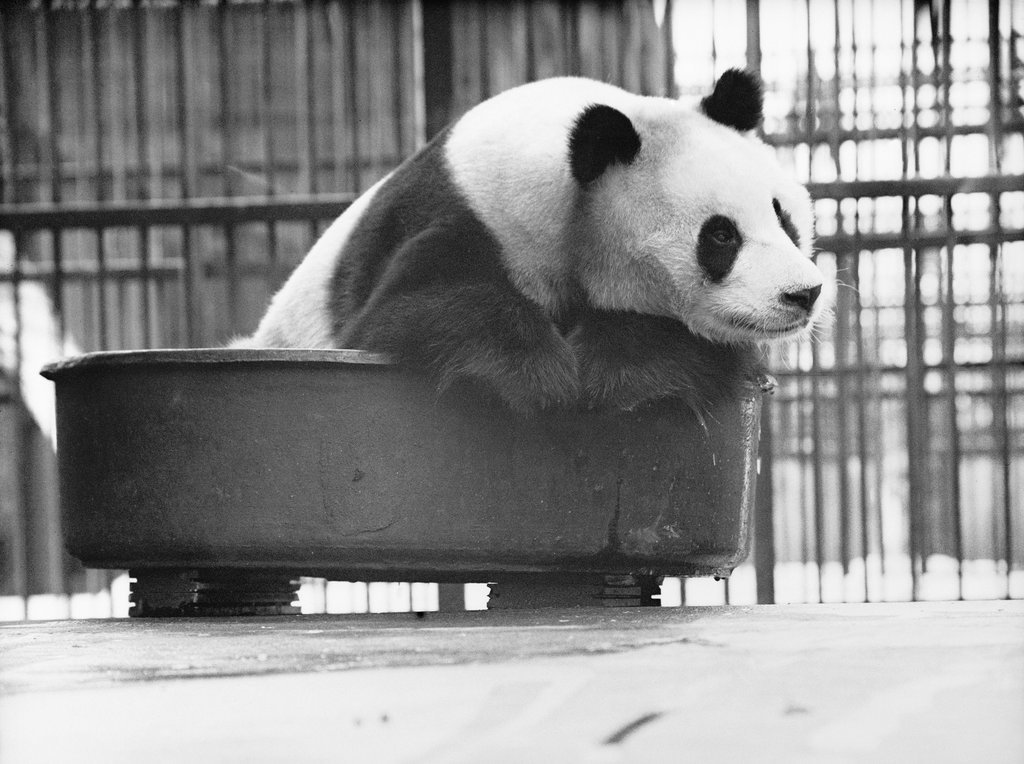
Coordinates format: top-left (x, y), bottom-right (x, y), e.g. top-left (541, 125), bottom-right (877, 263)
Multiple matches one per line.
top-left (329, 131), bottom-right (578, 413)
top-left (700, 69), bottom-right (764, 132)
top-left (697, 215), bottom-right (743, 282)
top-left (773, 198), bottom-right (801, 249)
top-left (569, 104), bottom-right (642, 184)
top-left (569, 308), bottom-right (762, 418)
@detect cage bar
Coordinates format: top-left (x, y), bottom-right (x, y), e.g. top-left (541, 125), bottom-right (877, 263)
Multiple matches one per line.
top-left (938, 0), bottom-right (964, 599)
top-left (174, 1), bottom-right (197, 347)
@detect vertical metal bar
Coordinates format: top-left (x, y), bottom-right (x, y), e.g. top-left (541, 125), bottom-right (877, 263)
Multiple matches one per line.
top-left (87, 0), bottom-right (109, 350)
top-left (41, 2), bottom-right (65, 347)
top-left (217, 0), bottom-right (239, 334)
top-left (745, 0), bottom-right (761, 74)
top-left (327, 0), bottom-right (344, 189)
top-left (393, 0), bottom-right (406, 160)
top-left (990, 243), bottom-right (1010, 594)
top-left (987, 0), bottom-right (1012, 597)
top-left (805, 0), bottom-right (825, 603)
top-left (261, 0), bottom-right (277, 194)
top-left (175, 1), bottom-right (197, 346)
top-left (850, 0), bottom-right (872, 602)
top-left (744, 0), bottom-right (775, 605)
top-left (421, 0), bottom-right (452, 142)
top-left (132, 0), bottom-right (153, 347)
top-left (74, 12), bottom-right (89, 206)
top-left (565, 0), bottom-right (580, 78)
top-left (437, 583), bottom-right (464, 612)
top-left (479, 1), bottom-right (491, 98)
top-left (409, 0), bottom-right (426, 150)
top-left (296, 0), bottom-right (318, 244)
top-left (307, 0), bottom-right (319, 230)
top-left (663, 0), bottom-right (676, 97)
top-left (754, 400), bottom-right (777, 604)
top-left (853, 248), bottom-right (871, 600)
top-left (938, 0), bottom-right (964, 599)
top-left (904, 238), bottom-right (926, 602)
top-left (32, 0), bottom-right (64, 601)
top-left (0, 9), bottom-right (15, 204)
top-left (261, 0), bottom-right (279, 290)
top-left (11, 232), bottom-right (30, 604)
top-left (0, 13), bottom-right (12, 214)
top-left (901, 0), bottom-right (924, 601)
top-left (794, 386), bottom-right (811, 601)
top-left (347, 1), bottom-right (363, 189)
top-left (868, 0), bottom-right (887, 588)
top-left (871, 253), bottom-right (887, 586)
top-left (832, 0), bottom-right (852, 586)
top-left (526, 0), bottom-right (538, 83)
top-left (0, 7), bottom-right (29, 604)
top-left (615, 0), bottom-right (625, 87)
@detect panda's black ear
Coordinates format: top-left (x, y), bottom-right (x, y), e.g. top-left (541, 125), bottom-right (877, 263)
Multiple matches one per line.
top-left (700, 69), bottom-right (764, 132)
top-left (569, 104), bottom-right (641, 185)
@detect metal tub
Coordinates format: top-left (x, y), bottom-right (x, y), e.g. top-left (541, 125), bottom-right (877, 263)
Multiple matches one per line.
top-left (42, 349), bottom-right (765, 611)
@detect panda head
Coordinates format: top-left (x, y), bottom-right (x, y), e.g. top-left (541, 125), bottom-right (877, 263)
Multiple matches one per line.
top-left (568, 69), bottom-right (827, 344)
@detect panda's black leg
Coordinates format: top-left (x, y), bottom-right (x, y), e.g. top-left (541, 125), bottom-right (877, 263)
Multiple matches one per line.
top-left (570, 310), bottom-right (680, 410)
top-left (344, 282), bottom-right (580, 413)
top-left (570, 309), bottom-right (759, 414)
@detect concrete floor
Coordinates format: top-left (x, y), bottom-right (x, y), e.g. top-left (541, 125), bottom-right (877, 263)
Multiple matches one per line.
top-left (1, 601), bottom-right (1022, 763)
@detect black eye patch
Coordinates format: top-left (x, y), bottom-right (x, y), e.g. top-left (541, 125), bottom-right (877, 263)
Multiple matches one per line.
top-left (773, 198), bottom-right (801, 248)
top-left (697, 215), bottom-right (742, 282)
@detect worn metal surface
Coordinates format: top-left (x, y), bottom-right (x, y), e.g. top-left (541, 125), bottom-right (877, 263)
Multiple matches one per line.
top-left (0, 602), bottom-right (1020, 763)
top-left (127, 568), bottom-right (302, 618)
top-left (486, 574), bottom-right (662, 609)
top-left (42, 349), bottom-right (762, 583)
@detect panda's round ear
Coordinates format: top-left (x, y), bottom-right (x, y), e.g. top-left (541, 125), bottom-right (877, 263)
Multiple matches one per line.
top-left (700, 69), bottom-right (764, 132)
top-left (568, 104), bottom-right (641, 185)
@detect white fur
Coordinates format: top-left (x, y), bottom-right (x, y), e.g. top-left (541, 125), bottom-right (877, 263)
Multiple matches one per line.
top-left (608, 111), bottom-right (826, 343)
top-left (445, 77), bottom-right (825, 344)
top-left (245, 77), bottom-right (826, 350)
top-left (445, 77), bottom-right (641, 314)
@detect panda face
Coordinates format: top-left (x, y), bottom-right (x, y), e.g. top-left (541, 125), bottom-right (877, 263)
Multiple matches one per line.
top-left (646, 119), bottom-right (825, 344)
top-left (446, 71), bottom-right (826, 346)
top-left (571, 86), bottom-right (826, 345)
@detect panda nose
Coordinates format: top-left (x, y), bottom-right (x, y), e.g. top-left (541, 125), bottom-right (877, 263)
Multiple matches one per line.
top-left (782, 284), bottom-right (821, 313)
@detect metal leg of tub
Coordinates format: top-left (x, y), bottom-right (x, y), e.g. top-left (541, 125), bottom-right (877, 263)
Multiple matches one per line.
top-left (486, 574), bottom-right (661, 609)
top-left (129, 568), bottom-right (301, 617)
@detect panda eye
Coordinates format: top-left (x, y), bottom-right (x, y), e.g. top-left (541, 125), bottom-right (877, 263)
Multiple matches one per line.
top-left (711, 226), bottom-right (737, 245)
top-left (698, 215), bottom-right (742, 282)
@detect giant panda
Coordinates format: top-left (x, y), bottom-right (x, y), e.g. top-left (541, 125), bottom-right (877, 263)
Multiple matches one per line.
top-left (238, 69), bottom-right (826, 416)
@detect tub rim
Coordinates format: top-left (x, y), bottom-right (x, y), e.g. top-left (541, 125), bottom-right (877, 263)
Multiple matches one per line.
top-left (40, 348), bottom-right (396, 380)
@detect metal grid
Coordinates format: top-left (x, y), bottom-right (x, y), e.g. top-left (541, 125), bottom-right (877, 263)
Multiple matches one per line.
top-left (0, 0), bottom-right (1021, 617)
top-left (746, 0), bottom-right (1024, 604)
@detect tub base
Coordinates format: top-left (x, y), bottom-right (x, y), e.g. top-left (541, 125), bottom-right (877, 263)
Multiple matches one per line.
top-left (129, 568), bottom-right (301, 618)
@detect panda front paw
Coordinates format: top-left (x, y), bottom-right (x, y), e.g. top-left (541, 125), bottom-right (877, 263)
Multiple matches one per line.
top-left (577, 356), bottom-right (672, 412)
top-left (438, 341), bottom-right (581, 415)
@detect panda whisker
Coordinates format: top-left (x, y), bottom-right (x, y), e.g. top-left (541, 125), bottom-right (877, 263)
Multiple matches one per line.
top-left (806, 326), bottom-right (830, 343)
top-left (835, 281), bottom-right (861, 297)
